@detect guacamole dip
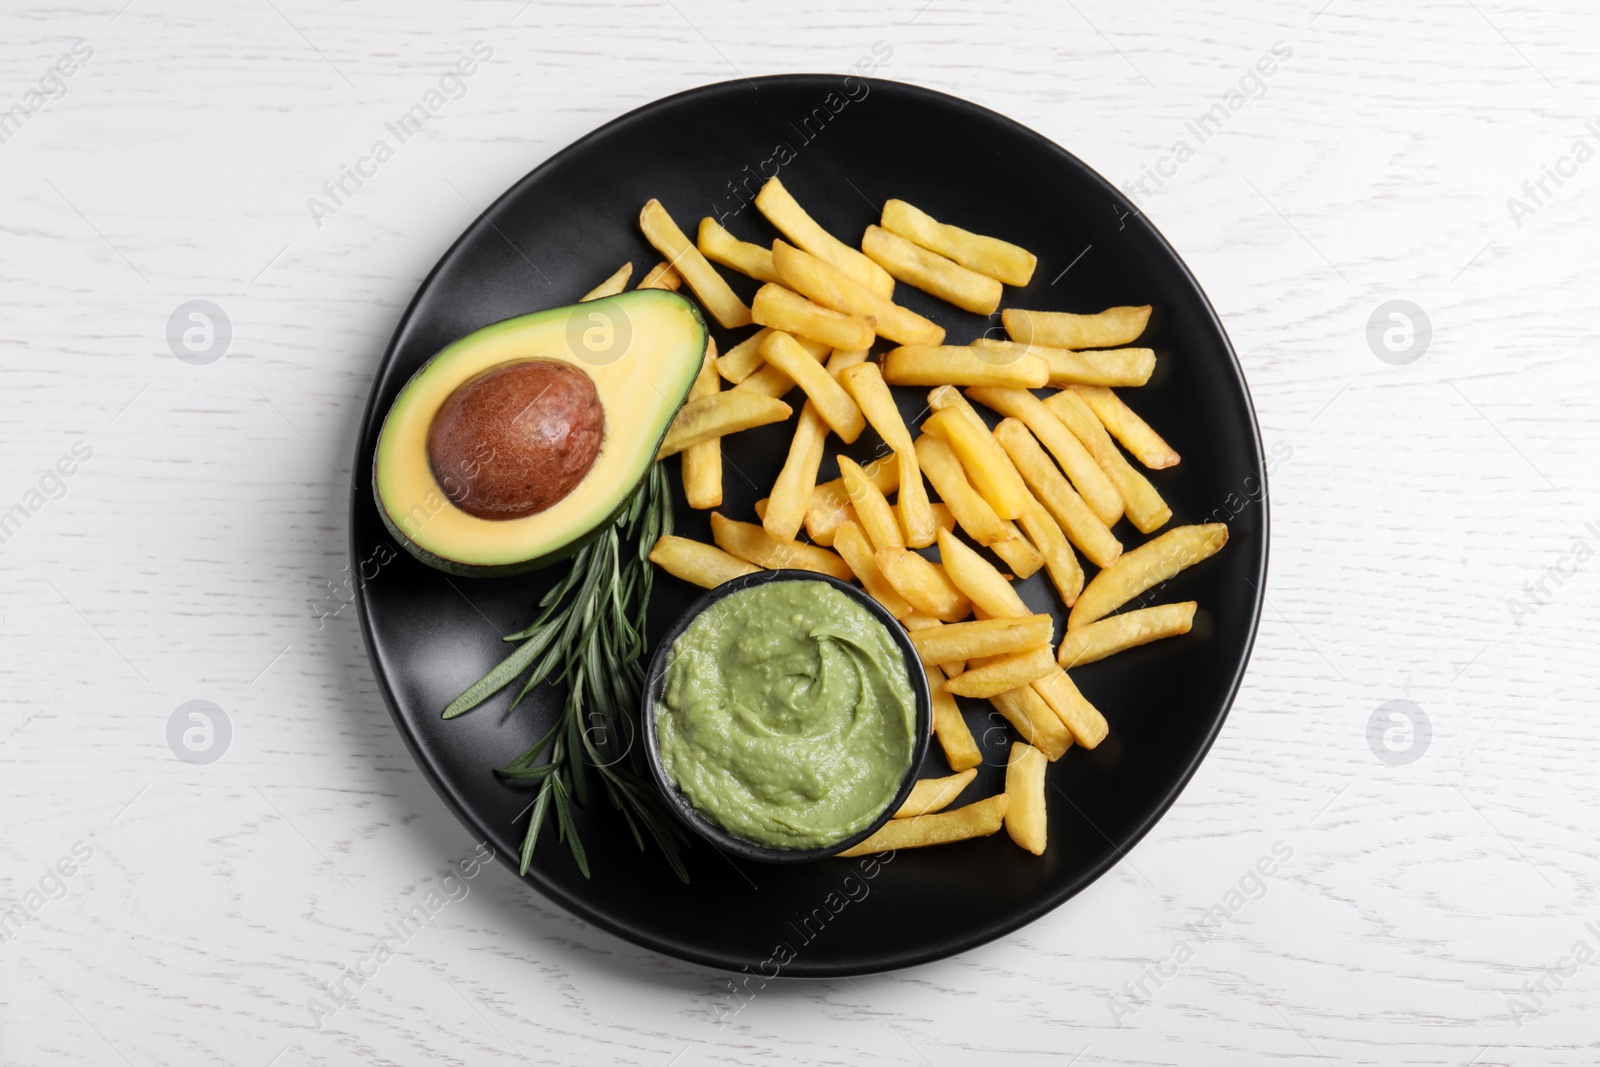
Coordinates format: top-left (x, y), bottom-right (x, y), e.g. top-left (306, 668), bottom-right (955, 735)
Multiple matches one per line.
top-left (656, 579), bottom-right (917, 849)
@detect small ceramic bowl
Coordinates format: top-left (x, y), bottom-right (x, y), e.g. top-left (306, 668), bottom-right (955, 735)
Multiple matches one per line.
top-left (641, 569), bottom-right (932, 864)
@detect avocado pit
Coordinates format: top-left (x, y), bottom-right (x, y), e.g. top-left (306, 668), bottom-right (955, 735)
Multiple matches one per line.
top-left (426, 359), bottom-right (605, 520)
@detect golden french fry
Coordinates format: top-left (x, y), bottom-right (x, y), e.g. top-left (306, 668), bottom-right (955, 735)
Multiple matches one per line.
top-left (827, 347), bottom-right (870, 376)
top-left (990, 685), bottom-right (1071, 761)
top-left (760, 331), bottom-right (863, 442)
top-left (763, 403), bottom-right (828, 541)
top-left (755, 176), bottom-right (894, 296)
top-left (1069, 524), bottom-right (1227, 629)
top-left (921, 408), bottom-right (1031, 520)
top-left (1004, 743), bottom-right (1047, 854)
top-left (943, 646), bottom-right (1056, 699)
top-left (929, 503), bottom-right (956, 532)
top-left (884, 346), bottom-right (1049, 389)
top-left (753, 498), bottom-right (767, 520)
top-left (580, 262), bottom-right (632, 301)
top-left (1070, 385), bottom-right (1180, 469)
top-left (836, 362), bottom-right (935, 549)
top-left (1003, 305), bottom-right (1151, 349)
top-left (772, 240), bottom-right (944, 346)
top-left (990, 417), bottom-right (1122, 569)
top-left (926, 664), bottom-right (981, 770)
top-left (876, 549), bottom-right (971, 621)
top-left (967, 388), bottom-right (1124, 527)
top-left (902, 614), bottom-right (963, 675)
top-left (1043, 389), bottom-right (1171, 533)
top-left (752, 283), bottom-right (875, 351)
top-left (657, 392), bottom-right (791, 458)
top-left (1016, 502), bottom-right (1083, 606)
top-left (681, 344), bottom-right (723, 509)
top-left (1032, 669), bottom-right (1108, 749)
top-left (861, 224), bottom-right (1001, 315)
top-left (833, 520), bottom-right (913, 619)
top-left (805, 456), bottom-right (898, 544)
top-left (937, 527), bottom-right (1030, 618)
top-left (880, 199), bottom-right (1036, 286)
top-left (839, 455), bottom-right (904, 550)
top-left (972, 337), bottom-right (1154, 387)
top-left (909, 614), bottom-right (1052, 664)
top-left (710, 512), bottom-right (852, 581)
top-left (894, 769), bottom-right (978, 818)
top-left (732, 333), bottom-right (831, 399)
top-left (697, 217), bottom-right (778, 283)
top-left (636, 260), bottom-right (683, 291)
top-left (639, 199), bottom-right (752, 328)
top-left (837, 794), bottom-right (1009, 857)
top-left (991, 522), bottom-right (1045, 580)
top-left (648, 535), bottom-right (758, 588)
top-left (914, 434), bottom-right (1012, 546)
top-left (715, 328), bottom-right (773, 383)
top-left (1058, 601), bottom-right (1196, 667)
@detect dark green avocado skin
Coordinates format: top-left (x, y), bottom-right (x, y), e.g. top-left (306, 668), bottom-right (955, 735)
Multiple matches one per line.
top-left (374, 293), bottom-right (707, 578)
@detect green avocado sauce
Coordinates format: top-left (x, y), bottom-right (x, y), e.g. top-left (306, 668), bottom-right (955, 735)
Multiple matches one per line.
top-left (656, 579), bottom-right (917, 849)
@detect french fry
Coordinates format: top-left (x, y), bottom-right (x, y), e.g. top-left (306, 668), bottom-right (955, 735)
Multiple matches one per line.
top-left (876, 549), bottom-right (971, 621)
top-left (656, 393), bottom-right (791, 458)
top-left (709, 513), bottom-right (852, 581)
top-left (826, 347), bottom-right (870, 376)
top-left (697, 217), bottom-right (778, 283)
top-left (1069, 524), bottom-right (1228, 629)
top-left (733, 334), bottom-right (831, 399)
top-left (1070, 385), bottom-right (1180, 469)
top-left (1003, 305), bottom-right (1151, 349)
top-left (833, 521), bottom-right (913, 619)
top-left (1016, 502), bottom-right (1083, 606)
top-left (636, 260), bottom-right (683, 291)
top-left (681, 342), bottom-right (723, 509)
top-left (914, 434), bottom-right (1013, 546)
top-left (937, 527), bottom-right (1030, 618)
top-left (972, 337), bottom-right (1154, 387)
top-left (836, 794), bottom-right (1009, 857)
top-left (880, 199), bottom-right (1037, 286)
top-left (966, 388), bottom-right (1123, 528)
top-left (927, 665), bottom-right (981, 771)
top-left (921, 408), bottom-right (1031, 520)
top-left (580, 262), bottom-right (632, 301)
top-left (1032, 668), bottom-right (1108, 748)
top-left (805, 456), bottom-right (898, 544)
top-left (884, 346), bottom-right (1049, 389)
top-left (894, 769), bottom-right (978, 818)
top-left (1043, 389), bottom-right (1171, 533)
top-left (929, 503), bottom-right (956, 532)
top-left (902, 614), bottom-right (963, 675)
top-left (908, 614), bottom-right (1052, 665)
top-left (648, 535), bottom-right (759, 588)
top-left (639, 199), bottom-right (752, 328)
top-left (861, 224), bottom-right (1002, 315)
top-left (1004, 743), bottom-right (1048, 854)
top-left (760, 331), bottom-right (864, 441)
top-left (990, 685), bottom-right (1072, 761)
top-left (755, 176), bottom-right (894, 296)
top-left (763, 404), bottom-right (828, 541)
top-left (715, 328), bottom-right (774, 383)
top-left (944, 646), bottom-right (1056, 698)
top-left (990, 417), bottom-right (1121, 569)
top-left (839, 455), bottom-right (904, 550)
top-left (752, 283), bottom-right (875, 351)
top-left (772, 240), bottom-right (944, 346)
top-left (1058, 601), bottom-right (1196, 667)
top-left (837, 362), bottom-right (935, 549)
top-left (990, 522), bottom-right (1045, 580)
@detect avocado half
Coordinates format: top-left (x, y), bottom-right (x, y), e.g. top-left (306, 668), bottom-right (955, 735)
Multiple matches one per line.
top-left (373, 288), bottom-right (707, 577)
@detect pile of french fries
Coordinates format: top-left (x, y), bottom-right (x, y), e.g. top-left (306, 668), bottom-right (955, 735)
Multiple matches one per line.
top-left (585, 177), bottom-right (1228, 858)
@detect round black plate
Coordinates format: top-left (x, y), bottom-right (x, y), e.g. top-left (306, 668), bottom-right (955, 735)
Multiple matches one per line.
top-left (352, 75), bottom-right (1268, 977)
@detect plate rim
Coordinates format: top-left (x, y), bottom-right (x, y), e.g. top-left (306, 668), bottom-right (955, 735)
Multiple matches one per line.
top-left (351, 73), bottom-right (1270, 977)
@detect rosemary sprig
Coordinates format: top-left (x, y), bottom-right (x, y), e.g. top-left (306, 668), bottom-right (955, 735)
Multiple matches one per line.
top-left (443, 462), bottom-right (690, 882)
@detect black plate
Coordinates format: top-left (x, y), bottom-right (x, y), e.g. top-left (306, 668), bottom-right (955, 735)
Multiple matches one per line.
top-left (352, 75), bottom-right (1268, 977)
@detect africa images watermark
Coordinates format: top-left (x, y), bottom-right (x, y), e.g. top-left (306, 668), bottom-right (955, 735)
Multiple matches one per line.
top-left (0, 440), bottom-right (95, 548)
top-left (707, 40), bottom-right (893, 225)
top-left (1504, 516), bottom-right (1600, 627)
top-left (306, 40), bottom-right (494, 229)
top-left (1504, 119), bottom-right (1600, 229)
top-left (1121, 40), bottom-right (1294, 205)
top-left (0, 39), bottom-right (93, 147)
top-left (1508, 920), bottom-right (1600, 1028)
top-left (1106, 840), bottom-right (1295, 1026)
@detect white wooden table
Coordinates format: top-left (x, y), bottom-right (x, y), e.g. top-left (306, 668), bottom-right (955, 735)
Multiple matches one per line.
top-left (3, 1), bottom-right (1597, 1063)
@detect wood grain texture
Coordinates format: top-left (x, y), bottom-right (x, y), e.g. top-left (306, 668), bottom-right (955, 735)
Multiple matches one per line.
top-left (1, 0), bottom-right (1598, 1063)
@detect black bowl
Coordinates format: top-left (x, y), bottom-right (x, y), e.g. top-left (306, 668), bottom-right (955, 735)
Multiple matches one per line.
top-left (640, 569), bottom-right (933, 863)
